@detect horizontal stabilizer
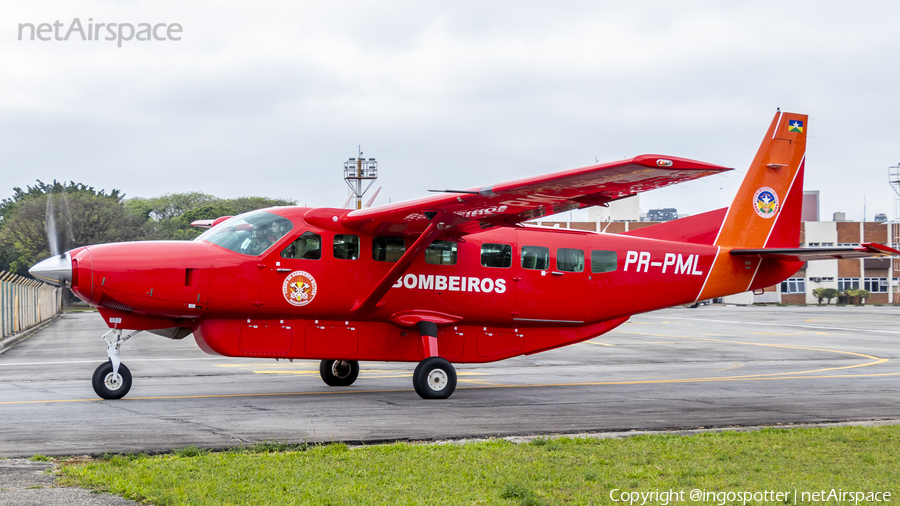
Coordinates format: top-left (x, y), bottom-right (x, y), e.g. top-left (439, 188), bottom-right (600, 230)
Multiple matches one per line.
top-left (730, 242), bottom-right (900, 262)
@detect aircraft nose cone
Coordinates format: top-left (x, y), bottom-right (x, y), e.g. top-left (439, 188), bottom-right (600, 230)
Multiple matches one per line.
top-left (29, 253), bottom-right (72, 285)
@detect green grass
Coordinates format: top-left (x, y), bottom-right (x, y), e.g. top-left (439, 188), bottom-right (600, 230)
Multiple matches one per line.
top-left (59, 425), bottom-right (900, 505)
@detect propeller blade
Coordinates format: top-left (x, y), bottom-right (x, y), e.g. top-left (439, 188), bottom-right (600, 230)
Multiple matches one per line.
top-left (340, 194), bottom-right (353, 209)
top-left (45, 192), bottom-right (59, 257)
top-left (364, 187), bottom-right (382, 208)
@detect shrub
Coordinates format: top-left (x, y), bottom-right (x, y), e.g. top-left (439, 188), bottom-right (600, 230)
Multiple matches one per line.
top-left (813, 287), bottom-right (839, 304)
top-left (844, 289), bottom-right (870, 305)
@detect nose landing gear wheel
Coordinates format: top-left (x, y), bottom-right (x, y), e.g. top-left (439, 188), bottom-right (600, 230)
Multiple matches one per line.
top-left (413, 357), bottom-right (457, 399)
top-left (319, 359), bottom-right (360, 387)
top-left (91, 361), bottom-right (132, 400)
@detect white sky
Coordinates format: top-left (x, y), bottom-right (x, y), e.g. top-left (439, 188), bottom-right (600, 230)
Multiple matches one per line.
top-left (2, 1), bottom-right (899, 222)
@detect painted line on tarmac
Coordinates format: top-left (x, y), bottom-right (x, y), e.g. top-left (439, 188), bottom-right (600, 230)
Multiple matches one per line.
top-left (3, 371), bottom-right (899, 406)
top-left (612, 330), bottom-right (888, 377)
top-left (462, 371), bottom-right (900, 390)
top-left (640, 315), bottom-right (900, 334)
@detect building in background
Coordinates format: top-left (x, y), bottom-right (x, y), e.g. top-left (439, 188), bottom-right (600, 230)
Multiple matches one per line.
top-left (587, 195), bottom-right (641, 223)
top-left (802, 191), bottom-right (819, 222)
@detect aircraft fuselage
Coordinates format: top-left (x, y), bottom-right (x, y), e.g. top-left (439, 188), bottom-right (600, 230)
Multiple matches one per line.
top-left (65, 205), bottom-right (801, 364)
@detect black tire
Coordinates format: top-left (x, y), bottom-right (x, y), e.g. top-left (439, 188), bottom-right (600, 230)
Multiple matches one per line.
top-left (91, 361), bottom-right (132, 400)
top-left (319, 360), bottom-right (360, 387)
top-left (413, 357), bottom-right (457, 399)
top-left (412, 360), bottom-right (424, 397)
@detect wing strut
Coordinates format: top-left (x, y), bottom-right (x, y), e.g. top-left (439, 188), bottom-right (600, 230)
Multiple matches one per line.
top-left (350, 218), bottom-right (445, 314)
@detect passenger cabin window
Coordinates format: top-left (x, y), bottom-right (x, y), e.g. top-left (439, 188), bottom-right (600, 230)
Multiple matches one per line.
top-left (557, 248), bottom-right (584, 272)
top-left (425, 241), bottom-right (457, 265)
top-left (196, 210), bottom-right (292, 256)
top-left (281, 231), bottom-right (322, 260)
top-left (373, 237), bottom-right (405, 262)
top-left (521, 246), bottom-right (549, 270)
top-left (591, 250), bottom-right (617, 273)
top-left (481, 243), bottom-right (512, 268)
top-left (333, 234), bottom-right (360, 260)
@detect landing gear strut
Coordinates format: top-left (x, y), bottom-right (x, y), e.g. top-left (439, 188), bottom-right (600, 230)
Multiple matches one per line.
top-left (319, 359), bottom-right (360, 387)
top-left (413, 321), bottom-right (457, 399)
top-left (92, 329), bottom-right (139, 400)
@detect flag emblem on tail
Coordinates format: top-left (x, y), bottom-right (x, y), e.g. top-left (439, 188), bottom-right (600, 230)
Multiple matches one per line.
top-left (753, 187), bottom-right (779, 218)
top-left (788, 120), bottom-right (804, 133)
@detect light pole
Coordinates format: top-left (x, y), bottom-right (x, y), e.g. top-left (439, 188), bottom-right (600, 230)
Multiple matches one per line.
top-left (343, 148), bottom-right (378, 209)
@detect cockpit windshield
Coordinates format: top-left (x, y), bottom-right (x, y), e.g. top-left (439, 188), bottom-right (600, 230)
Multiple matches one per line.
top-left (195, 210), bottom-right (293, 256)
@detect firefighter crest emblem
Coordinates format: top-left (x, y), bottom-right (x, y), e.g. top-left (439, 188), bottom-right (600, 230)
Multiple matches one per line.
top-left (753, 187), bottom-right (779, 219)
top-left (282, 271), bottom-right (317, 307)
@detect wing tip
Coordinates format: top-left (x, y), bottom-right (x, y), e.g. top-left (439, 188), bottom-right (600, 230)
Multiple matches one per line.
top-left (631, 154), bottom-right (732, 173)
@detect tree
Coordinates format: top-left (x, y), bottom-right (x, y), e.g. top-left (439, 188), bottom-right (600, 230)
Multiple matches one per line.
top-left (0, 182), bottom-right (298, 277)
top-left (125, 192), bottom-right (219, 221)
top-left (0, 181), bottom-right (145, 276)
top-left (180, 204), bottom-right (237, 224)
top-left (225, 197), bottom-right (295, 215)
top-left (127, 193), bottom-right (296, 241)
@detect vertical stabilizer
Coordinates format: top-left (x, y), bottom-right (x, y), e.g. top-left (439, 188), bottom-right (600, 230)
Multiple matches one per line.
top-left (696, 111), bottom-right (807, 301)
top-left (715, 111), bottom-right (807, 248)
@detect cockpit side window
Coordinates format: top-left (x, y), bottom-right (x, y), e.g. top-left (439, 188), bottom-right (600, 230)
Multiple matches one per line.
top-left (281, 231), bottom-right (323, 260)
top-left (196, 210), bottom-right (292, 256)
top-left (334, 234), bottom-right (360, 260)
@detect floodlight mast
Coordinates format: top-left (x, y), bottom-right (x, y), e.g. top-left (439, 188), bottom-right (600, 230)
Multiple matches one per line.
top-left (890, 164), bottom-right (900, 222)
top-left (343, 147), bottom-right (378, 209)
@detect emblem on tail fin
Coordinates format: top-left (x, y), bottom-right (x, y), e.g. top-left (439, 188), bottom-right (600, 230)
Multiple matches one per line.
top-left (753, 187), bottom-right (779, 218)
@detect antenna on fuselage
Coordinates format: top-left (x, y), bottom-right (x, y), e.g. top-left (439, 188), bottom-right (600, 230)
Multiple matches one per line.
top-left (344, 147), bottom-right (378, 209)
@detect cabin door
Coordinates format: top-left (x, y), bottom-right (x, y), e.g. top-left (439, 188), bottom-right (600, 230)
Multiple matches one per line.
top-left (514, 234), bottom-right (587, 325)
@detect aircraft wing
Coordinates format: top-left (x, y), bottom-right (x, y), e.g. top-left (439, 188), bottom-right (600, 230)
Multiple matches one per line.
top-left (340, 155), bottom-right (730, 236)
top-left (730, 243), bottom-right (900, 261)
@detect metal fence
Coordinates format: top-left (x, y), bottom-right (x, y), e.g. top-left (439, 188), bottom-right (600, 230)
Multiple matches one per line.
top-left (1, 271), bottom-right (62, 339)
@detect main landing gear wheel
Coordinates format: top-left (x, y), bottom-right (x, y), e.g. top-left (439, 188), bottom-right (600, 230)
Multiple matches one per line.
top-left (319, 359), bottom-right (360, 387)
top-left (92, 361), bottom-right (132, 400)
top-left (413, 357), bottom-right (457, 399)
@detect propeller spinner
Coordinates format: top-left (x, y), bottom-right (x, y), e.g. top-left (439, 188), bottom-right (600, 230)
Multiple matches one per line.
top-left (29, 252), bottom-right (72, 286)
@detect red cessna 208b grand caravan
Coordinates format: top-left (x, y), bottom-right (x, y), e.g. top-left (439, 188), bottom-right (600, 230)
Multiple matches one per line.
top-left (30, 111), bottom-right (899, 400)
